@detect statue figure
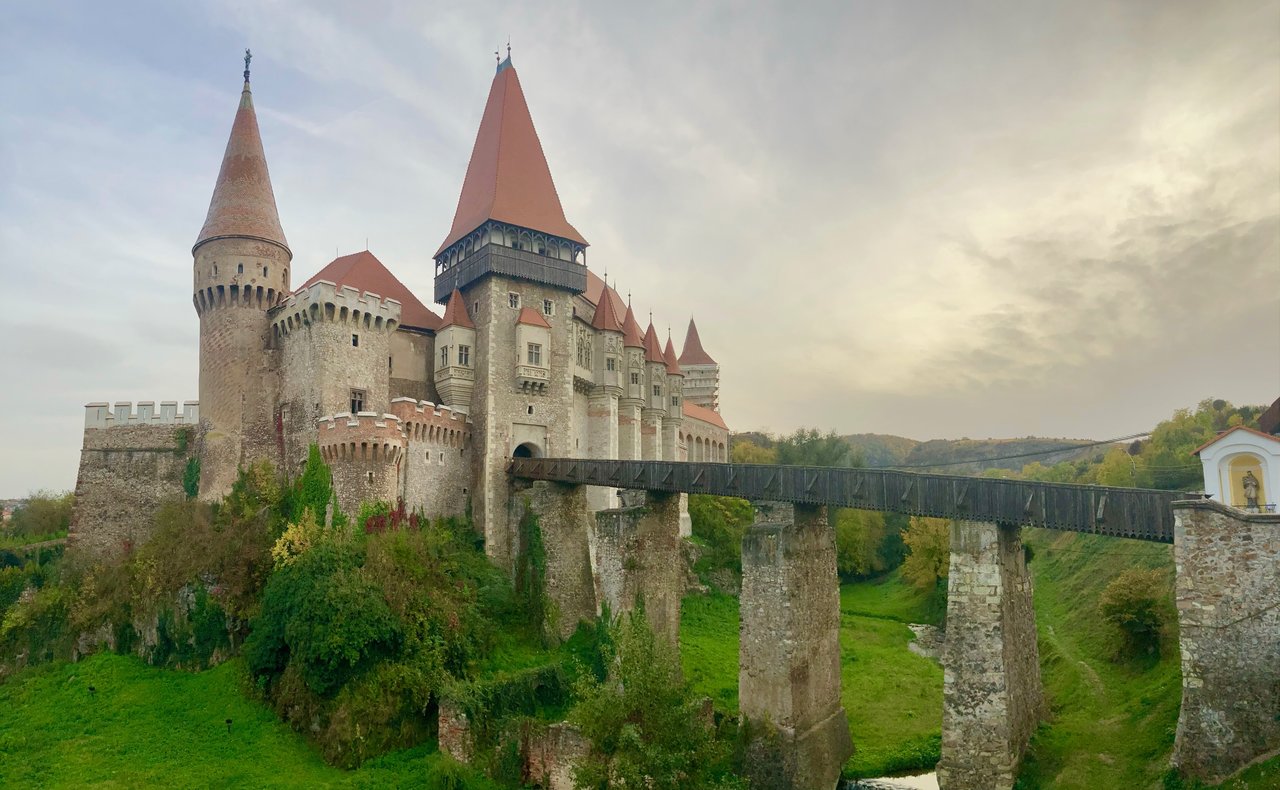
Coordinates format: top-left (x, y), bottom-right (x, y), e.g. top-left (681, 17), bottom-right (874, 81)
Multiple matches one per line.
top-left (1242, 470), bottom-right (1261, 510)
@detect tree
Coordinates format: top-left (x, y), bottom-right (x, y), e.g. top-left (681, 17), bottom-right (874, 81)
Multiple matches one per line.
top-left (729, 439), bottom-right (776, 465)
top-left (570, 611), bottom-right (742, 789)
top-left (901, 517), bottom-right (950, 591)
top-left (1098, 568), bottom-right (1167, 657)
top-left (833, 508), bottom-right (887, 578)
top-left (7, 491), bottom-right (74, 538)
top-left (773, 428), bottom-right (853, 467)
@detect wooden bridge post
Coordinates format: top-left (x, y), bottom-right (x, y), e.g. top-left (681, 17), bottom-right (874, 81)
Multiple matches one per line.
top-left (739, 502), bottom-right (852, 790)
top-left (1170, 499), bottom-right (1280, 782)
top-left (937, 520), bottom-right (1044, 790)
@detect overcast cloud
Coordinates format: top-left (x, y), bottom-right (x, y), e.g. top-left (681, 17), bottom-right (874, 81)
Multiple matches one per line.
top-left (1, 1), bottom-right (1277, 496)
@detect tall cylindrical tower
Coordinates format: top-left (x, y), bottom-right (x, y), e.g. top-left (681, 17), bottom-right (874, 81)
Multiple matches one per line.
top-left (191, 54), bottom-right (292, 498)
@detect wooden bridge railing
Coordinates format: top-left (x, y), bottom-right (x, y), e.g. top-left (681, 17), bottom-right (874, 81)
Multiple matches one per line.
top-left (508, 458), bottom-right (1181, 543)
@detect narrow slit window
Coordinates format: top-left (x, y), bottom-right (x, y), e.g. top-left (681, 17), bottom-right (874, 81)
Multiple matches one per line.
top-left (352, 334), bottom-right (359, 347)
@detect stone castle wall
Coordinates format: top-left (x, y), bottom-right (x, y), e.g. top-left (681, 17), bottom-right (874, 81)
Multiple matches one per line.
top-left (393, 398), bottom-right (472, 519)
top-left (1172, 499), bottom-right (1280, 782)
top-left (316, 412), bottom-right (405, 517)
top-left (69, 402), bottom-right (201, 560)
top-left (389, 328), bottom-right (437, 404)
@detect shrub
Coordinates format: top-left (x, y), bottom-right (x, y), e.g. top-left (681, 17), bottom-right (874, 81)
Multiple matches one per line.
top-left (689, 495), bottom-right (754, 577)
top-left (1099, 568), bottom-right (1167, 657)
top-left (7, 491), bottom-right (74, 538)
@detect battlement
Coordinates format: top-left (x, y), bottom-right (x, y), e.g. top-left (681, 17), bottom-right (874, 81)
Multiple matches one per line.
top-left (271, 280), bottom-right (402, 338)
top-left (390, 397), bottom-right (473, 448)
top-left (84, 401), bottom-right (200, 429)
top-left (315, 411), bottom-right (407, 465)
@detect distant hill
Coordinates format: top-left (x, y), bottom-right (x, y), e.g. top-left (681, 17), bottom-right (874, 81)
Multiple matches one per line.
top-left (892, 437), bottom-right (1104, 474)
top-left (841, 434), bottom-right (919, 468)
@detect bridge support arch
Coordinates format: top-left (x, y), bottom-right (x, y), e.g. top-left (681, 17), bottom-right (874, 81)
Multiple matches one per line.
top-left (739, 502), bottom-right (853, 790)
top-left (937, 520), bottom-right (1044, 790)
top-left (1171, 499), bottom-right (1280, 782)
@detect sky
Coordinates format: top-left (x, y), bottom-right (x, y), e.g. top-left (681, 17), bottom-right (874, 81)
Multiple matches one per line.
top-left (1, 1), bottom-right (1278, 496)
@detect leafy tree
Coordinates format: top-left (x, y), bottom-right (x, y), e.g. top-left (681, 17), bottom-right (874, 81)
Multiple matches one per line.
top-left (570, 610), bottom-right (743, 789)
top-left (901, 517), bottom-right (950, 592)
top-left (1099, 568), bottom-right (1167, 657)
top-left (773, 428), bottom-right (854, 467)
top-left (834, 508), bottom-right (888, 578)
top-left (729, 439), bottom-right (776, 465)
top-left (688, 495), bottom-right (754, 576)
top-left (7, 491), bottom-right (74, 538)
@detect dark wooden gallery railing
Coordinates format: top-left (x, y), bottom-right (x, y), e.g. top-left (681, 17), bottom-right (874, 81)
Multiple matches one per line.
top-left (508, 458), bottom-right (1182, 543)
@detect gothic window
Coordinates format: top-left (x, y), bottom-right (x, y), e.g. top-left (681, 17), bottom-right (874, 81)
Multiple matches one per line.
top-left (440, 346), bottom-right (449, 368)
top-left (527, 343), bottom-right (542, 366)
top-left (352, 334), bottom-right (359, 347)
top-left (458, 345), bottom-right (470, 367)
top-left (237, 263), bottom-right (244, 274)
top-left (350, 389), bottom-right (365, 413)
top-left (543, 299), bottom-right (554, 316)
top-left (508, 293), bottom-right (521, 309)
top-left (263, 266), bottom-right (269, 276)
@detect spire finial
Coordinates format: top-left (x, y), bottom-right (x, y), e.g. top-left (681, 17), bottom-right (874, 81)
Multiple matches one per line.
top-left (243, 49), bottom-right (252, 85)
top-left (507, 37), bottom-right (512, 60)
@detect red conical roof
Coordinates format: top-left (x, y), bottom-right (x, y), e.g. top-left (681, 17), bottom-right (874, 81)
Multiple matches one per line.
top-left (195, 78), bottom-right (289, 255)
top-left (643, 323), bottom-right (664, 364)
top-left (663, 336), bottom-right (682, 375)
top-left (435, 59), bottom-right (587, 256)
top-left (621, 305), bottom-right (644, 348)
top-left (517, 306), bottom-right (552, 328)
top-left (440, 288), bottom-right (474, 329)
top-left (679, 318), bottom-right (717, 366)
top-left (591, 286), bottom-right (624, 332)
top-left (301, 251), bottom-right (440, 330)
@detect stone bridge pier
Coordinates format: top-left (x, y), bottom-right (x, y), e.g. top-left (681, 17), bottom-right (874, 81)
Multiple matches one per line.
top-left (937, 520), bottom-right (1044, 790)
top-left (739, 502), bottom-right (853, 790)
top-left (1171, 499), bottom-right (1280, 782)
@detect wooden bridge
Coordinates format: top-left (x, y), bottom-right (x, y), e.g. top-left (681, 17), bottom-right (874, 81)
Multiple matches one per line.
top-left (508, 458), bottom-right (1180, 542)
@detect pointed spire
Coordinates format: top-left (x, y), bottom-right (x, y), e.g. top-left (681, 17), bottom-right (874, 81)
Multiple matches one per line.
top-left (440, 288), bottom-right (474, 329)
top-left (591, 285), bottom-right (624, 332)
top-left (662, 336), bottom-right (682, 375)
top-left (622, 304), bottom-right (644, 348)
top-left (642, 322), bottom-right (664, 364)
top-left (436, 61), bottom-right (586, 256)
top-left (679, 317), bottom-right (717, 366)
top-left (195, 54), bottom-right (289, 256)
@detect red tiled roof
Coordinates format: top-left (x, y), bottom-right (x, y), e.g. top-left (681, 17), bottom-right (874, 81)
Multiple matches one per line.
top-left (621, 304), bottom-right (644, 348)
top-left (435, 60), bottom-right (587, 256)
top-left (663, 337), bottom-right (682, 375)
top-left (300, 251), bottom-right (441, 330)
top-left (679, 318), bottom-right (716, 366)
top-left (643, 323), bottom-right (664, 364)
top-left (517, 306), bottom-right (551, 328)
top-left (683, 401), bottom-right (727, 430)
top-left (440, 288), bottom-right (474, 329)
top-left (1192, 424), bottom-right (1280, 455)
top-left (591, 285), bottom-right (624, 332)
top-left (195, 81), bottom-right (289, 254)
top-left (583, 270), bottom-right (627, 317)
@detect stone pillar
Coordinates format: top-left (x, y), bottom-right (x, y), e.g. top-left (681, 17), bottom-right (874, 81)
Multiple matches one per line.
top-left (937, 520), bottom-right (1043, 790)
top-left (586, 389), bottom-right (621, 511)
top-left (592, 491), bottom-right (683, 646)
top-left (640, 408), bottom-right (663, 460)
top-left (514, 481), bottom-right (597, 641)
top-left (618, 399), bottom-right (643, 460)
top-left (1170, 499), bottom-right (1280, 782)
top-left (739, 502), bottom-right (852, 790)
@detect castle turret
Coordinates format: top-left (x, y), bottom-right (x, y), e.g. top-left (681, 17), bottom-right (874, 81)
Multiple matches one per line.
top-left (641, 323), bottom-right (666, 459)
top-left (435, 289), bottom-right (476, 412)
top-left (192, 52), bottom-right (292, 497)
top-left (433, 53), bottom-right (589, 565)
top-left (679, 317), bottom-right (720, 412)
top-left (661, 334), bottom-right (684, 461)
top-left (618, 304), bottom-right (646, 460)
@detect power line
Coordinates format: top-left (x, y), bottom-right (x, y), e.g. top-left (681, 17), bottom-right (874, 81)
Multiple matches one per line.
top-left (873, 432), bottom-right (1152, 470)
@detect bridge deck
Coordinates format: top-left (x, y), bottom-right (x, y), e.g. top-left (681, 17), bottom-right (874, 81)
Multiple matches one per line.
top-left (509, 458), bottom-right (1181, 543)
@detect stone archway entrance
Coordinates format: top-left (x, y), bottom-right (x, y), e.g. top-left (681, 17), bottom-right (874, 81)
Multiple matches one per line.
top-left (513, 442), bottom-right (542, 459)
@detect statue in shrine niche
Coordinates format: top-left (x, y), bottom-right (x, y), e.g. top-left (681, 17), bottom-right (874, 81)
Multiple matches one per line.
top-left (1241, 470), bottom-right (1261, 510)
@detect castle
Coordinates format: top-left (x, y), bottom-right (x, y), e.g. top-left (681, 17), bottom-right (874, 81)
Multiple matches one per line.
top-left (69, 53), bottom-right (729, 565)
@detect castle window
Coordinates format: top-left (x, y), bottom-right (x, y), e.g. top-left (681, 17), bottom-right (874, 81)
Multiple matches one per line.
top-left (388, 356), bottom-right (393, 373)
top-left (440, 346), bottom-right (449, 367)
top-left (213, 264), bottom-right (218, 276)
top-left (366, 471), bottom-right (374, 483)
top-left (671, 396), bottom-right (679, 407)
top-left (606, 357), bottom-right (616, 372)
top-left (653, 385), bottom-right (661, 397)
top-left (352, 334), bottom-right (359, 347)
top-left (458, 344), bottom-right (470, 367)
top-left (527, 405), bottom-right (534, 415)
top-left (350, 389), bottom-right (365, 413)
top-left (237, 263), bottom-right (244, 274)
top-left (508, 293), bottom-right (521, 309)
top-left (263, 266), bottom-right (269, 276)
top-left (631, 372), bottom-right (640, 385)
top-left (474, 301), bottom-right (479, 315)
top-left (527, 343), bottom-right (542, 366)
top-left (542, 299), bottom-right (554, 316)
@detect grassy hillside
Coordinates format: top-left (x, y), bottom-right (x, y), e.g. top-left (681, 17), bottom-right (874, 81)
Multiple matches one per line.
top-left (841, 434), bottom-right (920, 467)
top-left (0, 653), bottom-right (488, 789)
top-left (900, 437), bottom-right (1103, 474)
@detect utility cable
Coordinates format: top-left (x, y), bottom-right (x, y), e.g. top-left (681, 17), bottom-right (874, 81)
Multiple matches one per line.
top-left (872, 431), bottom-right (1152, 470)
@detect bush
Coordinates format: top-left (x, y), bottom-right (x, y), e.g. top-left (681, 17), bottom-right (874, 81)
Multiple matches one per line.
top-left (689, 495), bottom-right (754, 579)
top-left (7, 491), bottom-right (74, 538)
top-left (1099, 568), bottom-right (1167, 657)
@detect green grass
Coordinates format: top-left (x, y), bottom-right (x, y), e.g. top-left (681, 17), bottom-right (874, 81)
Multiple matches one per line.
top-left (680, 569), bottom-right (943, 778)
top-left (0, 530), bottom-right (66, 550)
top-left (0, 652), bottom-right (491, 789)
top-left (1017, 529), bottom-right (1183, 789)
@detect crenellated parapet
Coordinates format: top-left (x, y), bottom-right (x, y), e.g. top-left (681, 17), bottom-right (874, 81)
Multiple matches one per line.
top-left (316, 411), bottom-right (406, 515)
top-left (270, 280), bottom-right (402, 339)
top-left (390, 397), bottom-right (473, 449)
top-left (84, 401), bottom-right (200, 429)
